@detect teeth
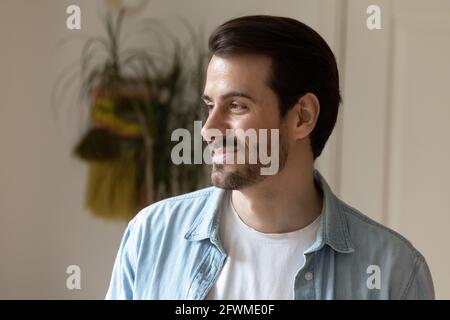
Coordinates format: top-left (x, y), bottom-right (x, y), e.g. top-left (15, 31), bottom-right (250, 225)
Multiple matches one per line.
top-left (212, 148), bottom-right (236, 164)
top-left (214, 147), bottom-right (235, 155)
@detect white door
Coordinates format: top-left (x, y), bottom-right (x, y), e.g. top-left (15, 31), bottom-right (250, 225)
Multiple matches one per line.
top-left (330, 0), bottom-right (450, 299)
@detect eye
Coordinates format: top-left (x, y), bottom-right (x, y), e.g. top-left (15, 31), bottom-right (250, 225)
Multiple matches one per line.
top-left (229, 102), bottom-right (247, 112)
top-left (203, 102), bottom-right (214, 114)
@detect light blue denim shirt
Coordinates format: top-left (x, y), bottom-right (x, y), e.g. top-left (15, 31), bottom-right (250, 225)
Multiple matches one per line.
top-left (106, 170), bottom-right (434, 299)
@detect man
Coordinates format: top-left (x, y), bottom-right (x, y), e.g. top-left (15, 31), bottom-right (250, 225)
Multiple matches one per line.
top-left (106, 15), bottom-right (434, 299)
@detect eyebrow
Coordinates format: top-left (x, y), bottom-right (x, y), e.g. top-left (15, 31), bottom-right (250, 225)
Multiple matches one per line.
top-left (201, 91), bottom-right (255, 103)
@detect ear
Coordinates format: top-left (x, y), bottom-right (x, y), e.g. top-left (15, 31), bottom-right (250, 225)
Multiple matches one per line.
top-left (291, 93), bottom-right (320, 140)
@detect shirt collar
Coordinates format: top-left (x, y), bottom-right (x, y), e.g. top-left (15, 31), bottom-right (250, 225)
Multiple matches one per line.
top-left (305, 170), bottom-right (354, 254)
top-left (184, 169), bottom-right (354, 254)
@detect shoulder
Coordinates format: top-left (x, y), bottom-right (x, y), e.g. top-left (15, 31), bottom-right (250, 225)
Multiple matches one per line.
top-left (136, 187), bottom-right (215, 218)
top-left (336, 198), bottom-right (433, 298)
top-left (125, 187), bottom-right (217, 237)
top-left (339, 199), bottom-right (423, 261)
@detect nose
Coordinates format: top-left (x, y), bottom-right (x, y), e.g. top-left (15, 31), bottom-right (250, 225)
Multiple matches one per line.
top-left (201, 108), bottom-right (226, 143)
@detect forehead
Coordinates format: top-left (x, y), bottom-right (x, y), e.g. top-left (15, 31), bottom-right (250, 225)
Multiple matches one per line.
top-left (205, 53), bottom-right (272, 93)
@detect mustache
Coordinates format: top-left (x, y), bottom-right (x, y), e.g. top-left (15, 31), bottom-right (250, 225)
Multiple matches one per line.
top-left (210, 136), bottom-right (246, 151)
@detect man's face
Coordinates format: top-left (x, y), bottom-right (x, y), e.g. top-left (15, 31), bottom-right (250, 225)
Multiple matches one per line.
top-left (201, 54), bottom-right (289, 189)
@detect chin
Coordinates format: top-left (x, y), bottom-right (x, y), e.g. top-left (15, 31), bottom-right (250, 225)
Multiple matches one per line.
top-left (211, 169), bottom-right (237, 190)
top-left (210, 164), bottom-right (264, 190)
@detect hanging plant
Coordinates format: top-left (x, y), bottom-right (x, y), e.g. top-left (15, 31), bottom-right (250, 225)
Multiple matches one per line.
top-left (53, 2), bottom-right (210, 220)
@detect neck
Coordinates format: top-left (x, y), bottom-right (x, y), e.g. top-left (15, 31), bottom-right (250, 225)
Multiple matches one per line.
top-left (231, 157), bottom-right (323, 234)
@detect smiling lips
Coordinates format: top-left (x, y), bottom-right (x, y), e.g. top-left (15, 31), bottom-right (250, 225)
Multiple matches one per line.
top-left (211, 147), bottom-right (237, 164)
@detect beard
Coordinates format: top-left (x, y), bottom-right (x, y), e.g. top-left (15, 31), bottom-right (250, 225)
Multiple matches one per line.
top-left (210, 127), bottom-right (289, 190)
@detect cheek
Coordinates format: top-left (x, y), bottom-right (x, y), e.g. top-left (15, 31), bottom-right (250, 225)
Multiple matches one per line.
top-left (228, 116), bottom-right (283, 151)
top-left (228, 117), bottom-right (259, 131)
top-left (228, 110), bottom-right (280, 131)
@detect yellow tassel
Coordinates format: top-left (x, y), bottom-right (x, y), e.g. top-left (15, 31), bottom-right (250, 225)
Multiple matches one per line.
top-left (85, 149), bottom-right (138, 220)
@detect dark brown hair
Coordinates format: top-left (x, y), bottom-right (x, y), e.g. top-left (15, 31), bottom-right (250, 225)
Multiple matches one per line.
top-left (208, 15), bottom-right (341, 159)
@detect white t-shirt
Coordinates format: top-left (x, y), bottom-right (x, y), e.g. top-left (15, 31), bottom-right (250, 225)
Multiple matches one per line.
top-left (205, 191), bottom-right (322, 300)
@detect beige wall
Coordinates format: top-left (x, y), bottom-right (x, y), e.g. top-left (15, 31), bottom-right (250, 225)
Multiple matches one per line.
top-left (0, 0), bottom-right (127, 299)
top-left (340, 0), bottom-right (450, 299)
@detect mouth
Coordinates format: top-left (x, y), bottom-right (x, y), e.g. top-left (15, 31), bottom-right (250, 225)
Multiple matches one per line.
top-left (211, 147), bottom-right (237, 164)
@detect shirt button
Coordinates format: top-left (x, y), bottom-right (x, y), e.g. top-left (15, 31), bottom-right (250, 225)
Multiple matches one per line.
top-left (304, 272), bottom-right (313, 281)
